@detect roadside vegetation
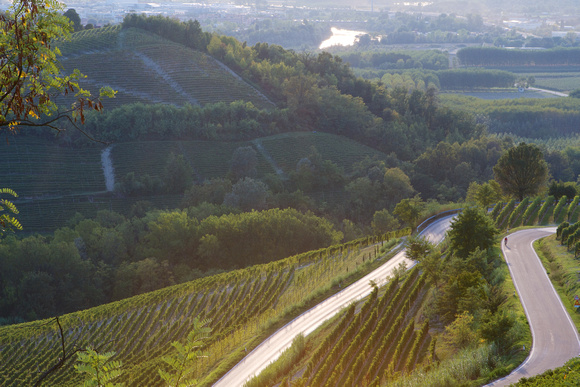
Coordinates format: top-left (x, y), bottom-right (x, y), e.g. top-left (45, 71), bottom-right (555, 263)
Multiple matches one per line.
top-left (245, 207), bottom-right (533, 386)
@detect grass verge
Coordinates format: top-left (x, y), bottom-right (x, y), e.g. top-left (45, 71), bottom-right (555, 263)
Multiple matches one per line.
top-left (534, 235), bottom-right (580, 331)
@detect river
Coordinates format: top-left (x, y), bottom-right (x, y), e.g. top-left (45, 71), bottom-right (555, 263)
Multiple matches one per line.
top-left (319, 27), bottom-right (366, 49)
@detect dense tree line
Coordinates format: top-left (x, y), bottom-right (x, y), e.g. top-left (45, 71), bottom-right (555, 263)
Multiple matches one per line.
top-left (457, 46), bottom-right (580, 67)
top-left (436, 69), bottom-right (516, 89)
top-left (441, 95), bottom-right (580, 140)
top-left (378, 71), bottom-right (441, 90)
top-left (360, 12), bottom-right (491, 45)
top-left (122, 14), bottom-right (211, 52)
top-left (493, 32), bottom-right (579, 49)
top-left (51, 89), bottom-right (479, 168)
top-left (0, 207), bottom-right (342, 323)
top-left (408, 207), bottom-right (522, 362)
top-left (50, 101), bottom-right (292, 145)
top-left (234, 20), bottom-right (331, 50)
top-left (412, 136), bottom-right (511, 201)
top-left (370, 69), bottom-right (515, 90)
top-left (340, 50), bottom-right (449, 71)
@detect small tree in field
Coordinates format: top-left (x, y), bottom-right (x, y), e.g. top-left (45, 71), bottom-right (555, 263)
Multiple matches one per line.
top-left (404, 234), bottom-right (433, 263)
top-left (75, 347), bottom-right (123, 387)
top-left (159, 317), bottom-right (212, 387)
top-left (493, 143), bottom-right (548, 201)
top-left (448, 207), bottom-right (498, 259)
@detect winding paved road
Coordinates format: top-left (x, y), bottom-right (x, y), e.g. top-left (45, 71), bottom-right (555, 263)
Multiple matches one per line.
top-left (487, 228), bottom-right (580, 386)
top-left (214, 215), bottom-right (455, 386)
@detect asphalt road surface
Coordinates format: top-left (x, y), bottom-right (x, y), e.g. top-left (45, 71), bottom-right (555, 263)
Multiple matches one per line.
top-left (214, 215), bottom-right (455, 387)
top-left (487, 228), bottom-right (580, 386)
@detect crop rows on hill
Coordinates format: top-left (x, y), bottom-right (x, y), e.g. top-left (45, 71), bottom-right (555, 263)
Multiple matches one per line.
top-left (293, 268), bottom-right (430, 387)
top-left (493, 195), bottom-right (580, 230)
top-left (58, 27), bottom-right (272, 110)
top-left (507, 197), bottom-right (529, 228)
top-left (56, 25), bottom-right (121, 56)
top-left (538, 195), bottom-right (556, 224)
top-left (135, 44), bottom-right (273, 109)
top-left (568, 196), bottom-right (580, 223)
top-left (552, 196), bottom-right (570, 224)
top-left (0, 229), bottom-right (409, 386)
top-left (6, 132), bottom-right (386, 232)
top-left (495, 199), bottom-right (516, 229)
top-left (522, 197), bottom-right (542, 225)
top-left (0, 139), bottom-right (104, 196)
top-left (62, 50), bottom-right (186, 106)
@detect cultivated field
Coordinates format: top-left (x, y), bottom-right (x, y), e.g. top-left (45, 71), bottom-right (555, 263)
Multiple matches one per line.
top-left (3, 132), bottom-right (390, 232)
top-left (57, 27), bottom-right (273, 110)
top-left (0, 231), bottom-right (408, 386)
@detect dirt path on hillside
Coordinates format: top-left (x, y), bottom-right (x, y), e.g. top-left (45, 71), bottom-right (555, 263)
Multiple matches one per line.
top-left (133, 52), bottom-right (200, 106)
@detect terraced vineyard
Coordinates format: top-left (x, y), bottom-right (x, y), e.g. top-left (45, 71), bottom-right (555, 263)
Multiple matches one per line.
top-left (292, 268), bottom-right (430, 386)
top-left (57, 27), bottom-right (273, 110)
top-left (57, 25), bottom-right (121, 56)
top-left (0, 230), bottom-right (409, 386)
top-left (492, 195), bottom-right (580, 229)
top-left (3, 132), bottom-right (389, 232)
top-left (0, 138), bottom-right (105, 197)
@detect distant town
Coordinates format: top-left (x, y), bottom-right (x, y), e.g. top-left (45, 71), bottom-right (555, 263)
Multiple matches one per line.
top-left (2, 0), bottom-right (579, 40)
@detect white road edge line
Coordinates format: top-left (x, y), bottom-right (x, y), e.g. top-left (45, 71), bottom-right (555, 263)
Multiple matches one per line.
top-left (487, 228), bottom-right (580, 386)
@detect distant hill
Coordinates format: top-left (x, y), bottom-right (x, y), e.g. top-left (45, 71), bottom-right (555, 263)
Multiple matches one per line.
top-left (56, 26), bottom-right (274, 110)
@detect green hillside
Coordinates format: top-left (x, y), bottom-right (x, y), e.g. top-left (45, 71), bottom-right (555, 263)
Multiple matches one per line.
top-left (0, 232), bottom-right (404, 386)
top-left (3, 132), bottom-right (388, 232)
top-left (258, 132), bottom-right (389, 175)
top-left (0, 137), bottom-right (105, 196)
top-left (111, 140), bottom-right (274, 180)
top-left (57, 26), bottom-right (273, 110)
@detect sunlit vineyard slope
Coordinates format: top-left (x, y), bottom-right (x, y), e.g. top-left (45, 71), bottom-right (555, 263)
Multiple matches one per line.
top-left (56, 26), bottom-right (273, 110)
